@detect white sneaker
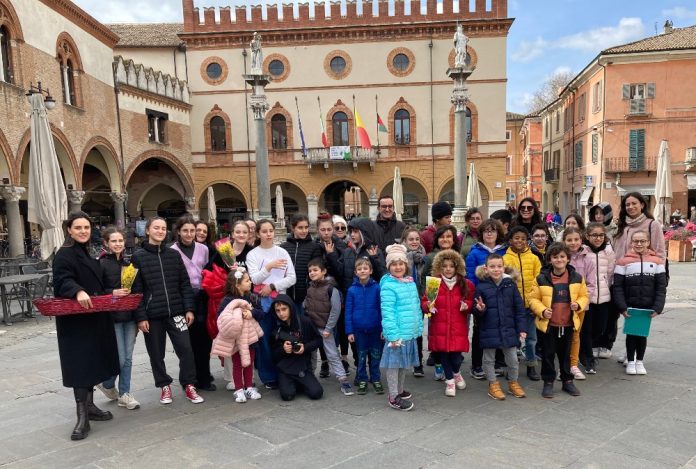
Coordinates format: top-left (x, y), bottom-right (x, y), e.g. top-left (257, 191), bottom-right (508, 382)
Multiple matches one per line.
top-left (117, 393), bottom-right (140, 410)
top-left (445, 379), bottom-right (456, 397)
top-left (244, 387), bottom-right (262, 400)
top-left (626, 361), bottom-right (637, 375)
top-left (617, 353), bottom-right (626, 364)
top-left (635, 361), bottom-right (647, 375)
top-left (96, 383), bottom-right (119, 401)
top-left (225, 381), bottom-right (236, 391)
top-left (570, 366), bottom-right (586, 380)
top-left (234, 389), bottom-right (247, 403)
top-left (453, 372), bottom-right (466, 390)
top-left (592, 348), bottom-right (599, 358)
top-left (598, 348), bottom-right (613, 359)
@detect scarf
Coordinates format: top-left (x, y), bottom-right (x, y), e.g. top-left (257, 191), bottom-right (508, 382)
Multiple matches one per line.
top-left (442, 275), bottom-right (458, 290)
top-left (626, 213), bottom-right (647, 227)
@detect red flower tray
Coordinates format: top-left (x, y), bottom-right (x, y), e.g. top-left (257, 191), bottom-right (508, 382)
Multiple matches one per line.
top-left (33, 294), bottom-right (143, 317)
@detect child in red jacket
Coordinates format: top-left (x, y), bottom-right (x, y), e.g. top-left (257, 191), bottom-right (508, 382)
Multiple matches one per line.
top-left (422, 249), bottom-right (474, 397)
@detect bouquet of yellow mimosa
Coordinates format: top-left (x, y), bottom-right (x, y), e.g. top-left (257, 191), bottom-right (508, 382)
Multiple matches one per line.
top-left (425, 276), bottom-right (442, 318)
top-left (121, 264), bottom-right (139, 291)
top-left (214, 237), bottom-right (236, 268)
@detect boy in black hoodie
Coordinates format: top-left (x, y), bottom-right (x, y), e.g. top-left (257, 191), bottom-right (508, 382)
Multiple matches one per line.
top-left (271, 295), bottom-right (324, 401)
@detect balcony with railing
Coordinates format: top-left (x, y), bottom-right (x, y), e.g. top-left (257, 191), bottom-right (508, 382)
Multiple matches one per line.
top-left (305, 146), bottom-right (378, 171)
top-left (626, 98), bottom-right (653, 117)
top-left (604, 156), bottom-right (657, 173)
top-left (544, 168), bottom-right (559, 182)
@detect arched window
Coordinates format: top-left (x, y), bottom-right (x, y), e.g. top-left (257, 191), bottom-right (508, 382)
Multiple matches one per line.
top-left (394, 109), bottom-right (410, 145)
top-left (0, 25), bottom-right (12, 83)
top-left (332, 111), bottom-right (349, 146)
top-left (271, 114), bottom-right (287, 150)
top-left (62, 59), bottom-right (76, 105)
top-left (56, 34), bottom-right (82, 107)
top-left (465, 107), bottom-right (472, 142)
top-left (210, 116), bottom-right (226, 151)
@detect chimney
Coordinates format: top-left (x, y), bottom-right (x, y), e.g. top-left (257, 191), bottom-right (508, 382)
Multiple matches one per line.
top-left (664, 20), bottom-right (674, 34)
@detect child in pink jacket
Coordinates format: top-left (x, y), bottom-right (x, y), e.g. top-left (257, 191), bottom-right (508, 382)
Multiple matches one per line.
top-left (213, 268), bottom-right (264, 403)
top-left (562, 227), bottom-right (596, 380)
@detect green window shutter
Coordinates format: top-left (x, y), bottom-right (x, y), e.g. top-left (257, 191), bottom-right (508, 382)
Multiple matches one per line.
top-left (646, 83), bottom-right (656, 98)
top-left (629, 129), bottom-right (646, 171)
top-left (592, 134), bottom-right (598, 164)
top-left (575, 141), bottom-right (583, 168)
top-left (636, 129), bottom-right (645, 170)
top-left (622, 84), bottom-right (630, 100)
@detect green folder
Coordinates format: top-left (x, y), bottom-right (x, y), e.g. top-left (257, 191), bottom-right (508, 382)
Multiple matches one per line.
top-left (623, 308), bottom-right (654, 337)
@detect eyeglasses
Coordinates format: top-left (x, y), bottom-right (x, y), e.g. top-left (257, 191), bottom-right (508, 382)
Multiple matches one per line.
top-left (631, 239), bottom-right (648, 244)
top-left (334, 226), bottom-right (346, 232)
top-left (519, 206), bottom-right (534, 211)
top-left (588, 233), bottom-right (605, 239)
top-left (380, 205), bottom-right (394, 210)
top-left (482, 229), bottom-right (497, 234)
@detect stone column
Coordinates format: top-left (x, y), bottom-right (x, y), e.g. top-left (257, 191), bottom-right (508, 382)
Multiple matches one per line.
top-left (67, 190), bottom-right (85, 214)
top-left (62, 65), bottom-right (71, 106)
top-left (368, 187), bottom-right (379, 220)
top-left (306, 194), bottom-right (318, 226)
top-left (0, 31), bottom-right (5, 82)
top-left (1, 186), bottom-right (25, 257)
top-left (244, 77), bottom-right (271, 219)
top-left (185, 196), bottom-right (199, 219)
top-left (447, 63), bottom-right (473, 229)
top-left (110, 192), bottom-right (127, 229)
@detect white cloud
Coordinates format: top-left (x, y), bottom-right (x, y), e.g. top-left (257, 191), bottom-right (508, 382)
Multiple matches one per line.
top-left (511, 17), bottom-right (645, 63)
top-left (662, 7), bottom-right (696, 20)
top-left (73, 0), bottom-right (182, 23)
top-left (552, 65), bottom-right (571, 77)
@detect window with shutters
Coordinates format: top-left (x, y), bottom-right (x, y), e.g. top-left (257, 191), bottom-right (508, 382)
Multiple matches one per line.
top-left (628, 129), bottom-right (646, 171)
top-left (592, 133), bottom-right (598, 164)
top-left (555, 111), bottom-right (560, 132)
top-left (622, 83), bottom-right (655, 115)
top-left (577, 93), bottom-right (586, 122)
top-left (592, 81), bottom-right (602, 113)
top-left (574, 140), bottom-right (583, 168)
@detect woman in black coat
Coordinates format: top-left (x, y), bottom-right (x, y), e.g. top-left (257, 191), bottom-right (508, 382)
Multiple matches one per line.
top-left (52, 211), bottom-right (119, 441)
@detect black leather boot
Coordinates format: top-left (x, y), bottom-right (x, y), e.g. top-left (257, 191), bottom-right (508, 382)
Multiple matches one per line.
top-left (87, 389), bottom-right (113, 421)
top-left (71, 390), bottom-right (90, 441)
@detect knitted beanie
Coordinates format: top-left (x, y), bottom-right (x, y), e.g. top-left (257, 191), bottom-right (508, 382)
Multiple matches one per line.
top-left (385, 243), bottom-right (408, 267)
top-left (431, 201), bottom-right (453, 221)
top-left (332, 215), bottom-right (348, 227)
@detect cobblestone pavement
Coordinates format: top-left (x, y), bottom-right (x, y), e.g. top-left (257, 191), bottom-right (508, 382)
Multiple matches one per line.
top-left (1, 263), bottom-right (695, 468)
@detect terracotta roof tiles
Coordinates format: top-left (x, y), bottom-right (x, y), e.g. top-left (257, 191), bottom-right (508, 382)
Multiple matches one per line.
top-left (603, 24), bottom-right (696, 54)
top-left (108, 23), bottom-right (183, 48)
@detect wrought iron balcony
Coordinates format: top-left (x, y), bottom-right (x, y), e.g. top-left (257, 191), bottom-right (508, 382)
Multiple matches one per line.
top-left (305, 146), bottom-right (378, 171)
top-left (544, 168), bottom-right (559, 182)
top-left (626, 98), bottom-right (652, 117)
top-left (604, 156), bottom-right (657, 173)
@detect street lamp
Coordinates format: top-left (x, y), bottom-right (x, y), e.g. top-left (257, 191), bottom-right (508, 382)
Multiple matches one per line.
top-left (26, 81), bottom-right (56, 110)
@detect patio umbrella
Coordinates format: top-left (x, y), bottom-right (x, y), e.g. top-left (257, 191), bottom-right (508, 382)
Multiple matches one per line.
top-left (654, 140), bottom-right (672, 226)
top-left (465, 163), bottom-right (482, 208)
top-left (393, 166), bottom-right (404, 221)
top-left (207, 186), bottom-right (217, 223)
top-left (275, 184), bottom-right (285, 227)
top-left (27, 93), bottom-right (67, 261)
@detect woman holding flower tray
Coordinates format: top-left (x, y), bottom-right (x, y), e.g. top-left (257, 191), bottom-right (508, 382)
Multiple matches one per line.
top-left (96, 226), bottom-right (141, 410)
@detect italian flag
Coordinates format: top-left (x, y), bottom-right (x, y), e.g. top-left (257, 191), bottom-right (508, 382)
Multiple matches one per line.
top-left (354, 108), bottom-right (372, 149)
top-left (377, 114), bottom-right (387, 133)
top-left (319, 113), bottom-right (328, 147)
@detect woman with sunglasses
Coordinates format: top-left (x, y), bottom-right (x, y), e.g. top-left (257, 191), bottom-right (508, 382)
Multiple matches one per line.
top-left (511, 198), bottom-right (542, 235)
top-left (332, 215), bottom-right (350, 244)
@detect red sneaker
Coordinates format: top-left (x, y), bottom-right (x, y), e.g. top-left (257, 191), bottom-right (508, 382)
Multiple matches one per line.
top-left (159, 385), bottom-right (173, 404)
top-left (184, 384), bottom-right (204, 404)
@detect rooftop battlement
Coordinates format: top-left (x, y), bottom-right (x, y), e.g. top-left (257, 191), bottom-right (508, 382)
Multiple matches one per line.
top-left (182, 0), bottom-right (508, 33)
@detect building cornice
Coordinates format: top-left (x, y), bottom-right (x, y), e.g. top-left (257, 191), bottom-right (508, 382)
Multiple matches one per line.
top-left (118, 84), bottom-right (192, 112)
top-left (39, 0), bottom-right (119, 48)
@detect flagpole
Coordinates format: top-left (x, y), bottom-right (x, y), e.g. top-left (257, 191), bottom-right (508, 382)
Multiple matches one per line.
top-left (352, 94), bottom-right (357, 148)
top-left (375, 94), bottom-right (380, 148)
top-left (317, 96), bottom-right (325, 148)
top-left (294, 96), bottom-right (306, 157)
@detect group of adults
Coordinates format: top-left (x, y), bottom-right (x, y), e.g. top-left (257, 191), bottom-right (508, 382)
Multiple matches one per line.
top-left (50, 190), bottom-right (665, 441)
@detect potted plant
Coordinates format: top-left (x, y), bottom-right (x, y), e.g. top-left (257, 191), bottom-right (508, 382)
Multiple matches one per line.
top-left (664, 222), bottom-right (696, 262)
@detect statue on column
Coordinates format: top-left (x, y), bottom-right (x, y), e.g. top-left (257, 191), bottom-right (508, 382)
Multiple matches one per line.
top-left (454, 24), bottom-right (468, 68)
top-left (250, 32), bottom-right (263, 74)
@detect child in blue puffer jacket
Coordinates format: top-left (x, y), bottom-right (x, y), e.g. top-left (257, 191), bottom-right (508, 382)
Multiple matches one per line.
top-left (345, 258), bottom-right (384, 396)
top-left (379, 244), bottom-right (423, 412)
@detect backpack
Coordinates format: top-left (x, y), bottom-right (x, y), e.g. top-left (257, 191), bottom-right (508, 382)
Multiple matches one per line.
top-left (648, 220), bottom-right (670, 286)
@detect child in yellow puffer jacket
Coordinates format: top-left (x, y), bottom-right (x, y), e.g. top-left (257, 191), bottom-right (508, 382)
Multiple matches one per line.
top-left (503, 226), bottom-right (542, 381)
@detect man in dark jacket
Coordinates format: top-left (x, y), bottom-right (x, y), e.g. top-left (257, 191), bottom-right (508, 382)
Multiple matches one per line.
top-left (420, 201), bottom-right (453, 254)
top-left (280, 214), bottom-right (323, 310)
top-left (374, 196), bottom-right (407, 252)
top-left (271, 295), bottom-right (324, 401)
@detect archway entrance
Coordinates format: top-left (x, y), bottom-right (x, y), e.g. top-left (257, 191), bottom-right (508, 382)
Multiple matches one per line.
top-left (381, 177), bottom-right (429, 225)
top-left (271, 181), bottom-right (307, 224)
top-left (320, 180), bottom-right (367, 218)
top-left (199, 183), bottom-right (248, 235)
top-left (82, 146), bottom-right (119, 226)
top-left (439, 178), bottom-right (490, 219)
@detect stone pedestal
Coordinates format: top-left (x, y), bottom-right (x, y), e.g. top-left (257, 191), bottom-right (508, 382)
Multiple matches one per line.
top-left (368, 188), bottom-right (379, 220)
top-left (67, 190), bottom-right (85, 214)
top-left (110, 192), bottom-right (127, 229)
top-left (448, 66), bottom-right (473, 229)
top-left (306, 194), bottom-right (318, 226)
top-left (244, 74), bottom-right (271, 219)
top-left (1, 186), bottom-right (26, 257)
top-left (185, 196), bottom-right (199, 219)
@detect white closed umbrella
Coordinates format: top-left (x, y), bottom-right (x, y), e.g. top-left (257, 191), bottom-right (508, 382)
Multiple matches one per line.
top-left (275, 184), bottom-right (285, 227)
top-left (654, 140), bottom-right (672, 226)
top-left (466, 163), bottom-right (482, 208)
top-left (207, 186), bottom-right (217, 223)
top-left (27, 93), bottom-right (67, 261)
top-left (393, 166), bottom-right (404, 221)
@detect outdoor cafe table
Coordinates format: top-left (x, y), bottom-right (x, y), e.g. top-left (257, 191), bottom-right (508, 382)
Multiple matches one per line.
top-left (0, 273), bottom-right (44, 325)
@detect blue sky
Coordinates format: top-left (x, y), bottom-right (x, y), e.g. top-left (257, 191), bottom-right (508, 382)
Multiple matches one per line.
top-left (75, 0), bottom-right (696, 114)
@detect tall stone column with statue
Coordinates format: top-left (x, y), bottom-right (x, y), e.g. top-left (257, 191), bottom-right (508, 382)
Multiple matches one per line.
top-left (1, 186), bottom-right (26, 257)
top-left (67, 190), bottom-right (85, 214)
top-left (244, 32), bottom-right (272, 219)
top-left (447, 24), bottom-right (474, 228)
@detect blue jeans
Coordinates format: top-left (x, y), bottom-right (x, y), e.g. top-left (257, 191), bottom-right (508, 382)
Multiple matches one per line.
top-left (354, 329), bottom-right (383, 383)
top-left (525, 309), bottom-right (538, 363)
top-left (255, 296), bottom-right (279, 385)
top-left (103, 321), bottom-right (137, 395)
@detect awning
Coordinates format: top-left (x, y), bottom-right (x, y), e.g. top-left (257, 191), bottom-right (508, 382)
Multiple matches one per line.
top-left (688, 175), bottom-right (696, 190)
top-left (616, 185), bottom-right (655, 196)
top-left (579, 187), bottom-right (595, 205)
